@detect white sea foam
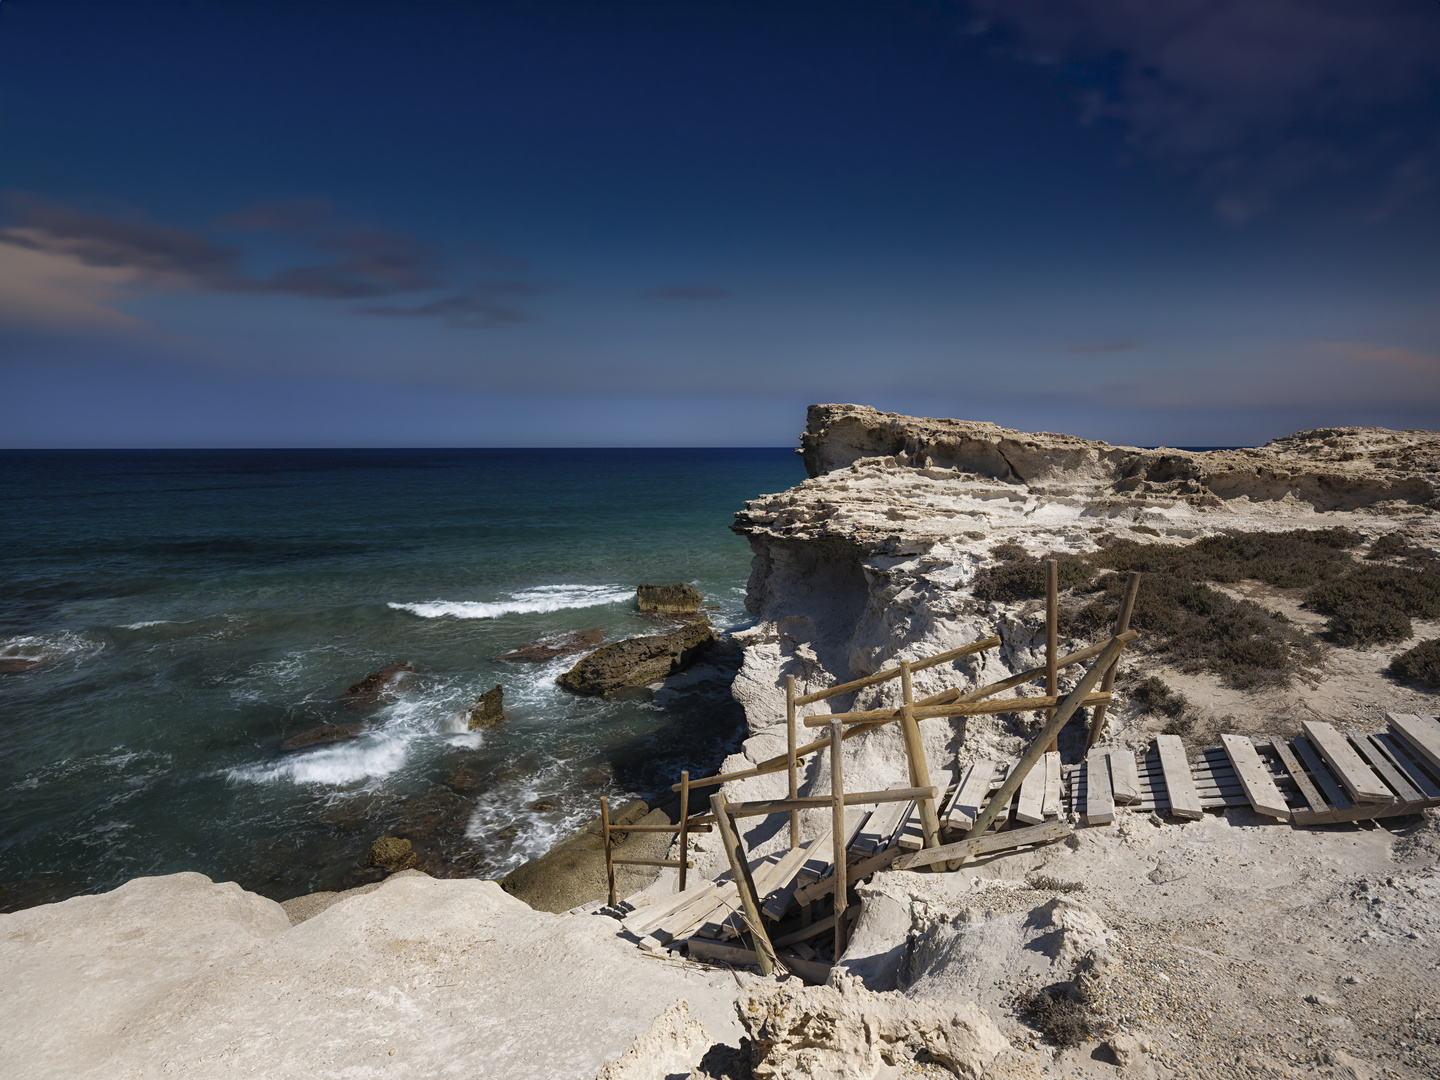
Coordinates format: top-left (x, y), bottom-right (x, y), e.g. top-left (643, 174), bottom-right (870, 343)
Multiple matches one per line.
top-left (227, 729), bottom-right (414, 787)
top-left (122, 620), bottom-right (173, 630)
top-left (388, 584), bottom-right (632, 620)
top-left (0, 632), bottom-right (103, 665)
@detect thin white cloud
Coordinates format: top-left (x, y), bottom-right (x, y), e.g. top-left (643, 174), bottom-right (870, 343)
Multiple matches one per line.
top-left (0, 239), bottom-right (148, 332)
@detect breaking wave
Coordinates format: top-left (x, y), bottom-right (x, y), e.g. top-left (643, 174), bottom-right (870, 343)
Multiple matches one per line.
top-left (388, 584), bottom-right (633, 620)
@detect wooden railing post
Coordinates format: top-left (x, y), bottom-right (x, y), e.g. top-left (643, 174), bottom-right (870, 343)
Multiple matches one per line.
top-left (709, 794), bottom-right (779, 976)
top-left (786, 674), bottom-right (800, 849)
top-left (1086, 571), bottom-right (1142, 751)
top-left (600, 796), bottom-right (616, 907)
top-left (898, 660), bottom-right (942, 867)
top-left (1045, 558), bottom-right (1059, 754)
top-left (828, 720), bottom-right (848, 960)
top-left (677, 771), bottom-right (691, 892)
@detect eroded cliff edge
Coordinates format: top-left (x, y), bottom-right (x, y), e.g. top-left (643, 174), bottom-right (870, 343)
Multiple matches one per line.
top-left (693, 405), bottom-right (1439, 875)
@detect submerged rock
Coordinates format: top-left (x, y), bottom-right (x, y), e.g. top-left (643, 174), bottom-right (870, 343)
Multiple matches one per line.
top-left (279, 723), bottom-right (363, 751)
top-left (365, 836), bottom-right (417, 872)
top-left (344, 661), bottom-right (412, 708)
top-left (636, 583), bottom-right (703, 614)
top-left (492, 627), bottom-right (604, 662)
top-left (467, 685), bottom-right (505, 729)
top-left (556, 618), bottom-right (715, 696)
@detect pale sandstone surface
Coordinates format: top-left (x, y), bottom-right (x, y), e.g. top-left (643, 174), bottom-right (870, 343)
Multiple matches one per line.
top-left (0, 870), bottom-right (743, 1080)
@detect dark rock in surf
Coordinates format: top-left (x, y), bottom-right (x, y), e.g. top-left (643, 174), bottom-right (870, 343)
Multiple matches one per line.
top-left (441, 765), bottom-right (482, 793)
top-left (467, 685), bottom-right (505, 729)
top-left (280, 723), bottom-right (364, 752)
top-left (366, 836), bottom-right (418, 872)
top-left (344, 661), bottom-right (412, 708)
top-left (391, 789), bottom-right (470, 840)
top-left (493, 628), bottom-right (604, 662)
top-left (636, 583), bottom-right (703, 614)
top-left (556, 618), bottom-right (715, 697)
top-left (0, 658), bottom-right (44, 674)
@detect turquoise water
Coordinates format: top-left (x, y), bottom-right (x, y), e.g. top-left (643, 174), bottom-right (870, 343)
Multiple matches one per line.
top-left (0, 448), bottom-right (805, 908)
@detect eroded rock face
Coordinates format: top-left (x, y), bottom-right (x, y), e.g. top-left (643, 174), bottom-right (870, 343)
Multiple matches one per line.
top-left (737, 973), bottom-right (1006, 1080)
top-left (637, 583), bottom-right (703, 614)
top-left (279, 723), bottom-right (363, 751)
top-left (557, 619), bottom-right (716, 696)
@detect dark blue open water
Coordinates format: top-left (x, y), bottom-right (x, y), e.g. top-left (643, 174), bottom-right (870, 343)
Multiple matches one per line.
top-left (0, 448), bottom-right (804, 909)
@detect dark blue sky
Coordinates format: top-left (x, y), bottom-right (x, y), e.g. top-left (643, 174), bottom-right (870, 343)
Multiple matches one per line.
top-left (3, 1), bottom-right (1437, 447)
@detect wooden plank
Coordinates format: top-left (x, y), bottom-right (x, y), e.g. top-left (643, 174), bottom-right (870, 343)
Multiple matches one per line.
top-left (896, 800), bottom-right (925, 852)
top-left (1349, 734), bottom-right (1423, 813)
top-left (1155, 735), bottom-right (1203, 819)
top-left (792, 846), bottom-right (900, 907)
top-left (893, 820), bottom-right (1071, 871)
top-left (1301, 721), bottom-right (1394, 804)
top-left (1220, 733), bottom-right (1290, 819)
top-left (643, 853), bottom-right (783, 945)
top-left (1108, 748), bottom-right (1141, 805)
top-left (725, 785), bottom-right (935, 819)
top-left (773, 904), bottom-right (861, 949)
top-left (682, 938), bottom-right (832, 985)
top-left (1084, 747), bottom-right (1114, 824)
top-left (708, 796), bottom-right (779, 974)
top-left (1042, 750), bottom-right (1062, 819)
top-left (898, 660), bottom-right (943, 858)
top-left (1387, 712), bottom-right (1440, 775)
top-left (707, 845), bottom-right (808, 940)
top-left (804, 690), bottom-right (1114, 727)
top-left (1373, 733), bottom-right (1440, 800)
top-left (1015, 754), bottom-right (1048, 824)
top-left (761, 829), bottom-right (832, 922)
top-left (943, 759), bottom-right (998, 831)
top-left (799, 809), bottom-right (867, 882)
top-left (850, 789), bottom-right (908, 855)
top-left (1290, 736), bottom-right (1353, 820)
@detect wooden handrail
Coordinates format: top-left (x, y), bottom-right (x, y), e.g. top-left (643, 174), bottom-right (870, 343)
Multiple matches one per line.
top-left (792, 635), bottom-right (1001, 705)
top-left (804, 691), bottom-right (1113, 727)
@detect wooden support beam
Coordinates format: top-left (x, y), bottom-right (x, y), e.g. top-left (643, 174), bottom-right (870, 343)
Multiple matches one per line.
top-left (898, 661), bottom-right (942, 866)
top-left (604, 823), bottom-right (711, 834)
top-left (786, 674), bottom-right (800, 850)
top-left (802, 690), bottom-right (1114, 727)
top-left (673, 638), bottom-right (1126, 793)
top-left (1045, 559), bottom-right (1058, 754)
top-left (792, 845), bottom-right (900, 907)
top-left (829, 720), bottom-right (848, 962)
top-left (948, 634), bottom-right (1134, 862)
top-left (773, 904), bottom-right (862, 949)
top-left (723, 785), bottom-right (937, 818)
top-left (709, 794), bottom-right (779, 976)
top-left (612, 857), bottom-right (696, 868)
top-left (792, 636), bottom-right (1002, 705)
top-left (1220, 733), bottom-right (1290, 820)
top-left (601, 796), bottom-right (616, 907)
top-left (893, 820), bottom-right (1071, 871)
top-left (1085, 570), bottom-right (1141, 751)
top-left (682, 939), bottom-right (832, 985)
top-left (677, 771), bottom-right (691, 892)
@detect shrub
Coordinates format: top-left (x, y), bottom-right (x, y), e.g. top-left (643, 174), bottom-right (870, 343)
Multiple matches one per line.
top-left (1017, 989), bottom-right (1091, 1047)
top-left (1390, 639), bottom-right (1440, 688)
top-left (989, 541), bottom-right (1027, 561)
top-left (1094, 528), bottom-right (1360, 590)
top-left (973, 553), bottom-right (1095, 602)
top-left (1370, 532), bottom-right (1409, 559)
top-left (1306, 565), bottom-right (1440, 646)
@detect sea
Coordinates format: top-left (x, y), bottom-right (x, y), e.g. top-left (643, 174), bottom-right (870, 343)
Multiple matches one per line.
top-left (0, 448), bottom-right (805, 910)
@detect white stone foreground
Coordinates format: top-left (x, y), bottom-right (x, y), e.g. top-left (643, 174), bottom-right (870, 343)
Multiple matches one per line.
top-left (0, 871), bottom-right (743, 1080)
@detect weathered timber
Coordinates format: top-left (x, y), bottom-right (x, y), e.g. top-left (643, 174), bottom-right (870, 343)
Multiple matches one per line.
top-left (723, 785), bottom-right (937, 819)
top-left (893, 820), bottom-right (1072, 871)
top-left (1220, 733), bottom-right (1290, 820)
top-left (1108, 748), bottom-right (1141, 805)
top-left (791, 636), bottom-right (1002, 705)
top-left (1155, 735), bottom-right (1203, 820)
top-left (1302, 721), bottom-right (1394, 804)
top-left (1085, 747), bottom-right (1114, 825)
top-left (1086, 570), bottom-right (1142, 750)
top-left (709, 795), bottom-right (779, 975)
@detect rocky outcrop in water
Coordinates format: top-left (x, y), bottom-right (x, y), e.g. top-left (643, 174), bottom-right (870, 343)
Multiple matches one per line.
top-left (637, 583), bottom-right (703, 614)
top-left (344, 661), bottom-right (412, 708)
top-left (557, 619), bottom-right (716, 696)
top-left (279, 723), bottom-right (363, 751)
top-left (467, 685), bottom-right (505, 729)
top-left (492, 628), bottom-right (604, 662)
top-left (365, 836), bottom-right (417, 872)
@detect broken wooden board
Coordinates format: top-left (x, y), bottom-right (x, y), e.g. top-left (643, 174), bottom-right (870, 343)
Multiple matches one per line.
top-left (760, 830), bottom-right (834, 922)
top-left (797, 809), bottom-right (868, 885)
top-left (682, 938), bottom-right (831, 984)
top-left (1388, 712), bottom-right (1440, 775)
top-left (1042, 751), bottom-right (1062, 819)
top-left (1348, 733), bottom-right (1424, 815)
top-left (1155, 734), bottom-right (1203, 820)
top-left (1220, 733), bottom-right (1290, 819)
top-left (1373, 732), bottom-right (1440, 801)
top-left (1084, 746), bottom-right (1114, 825)
top-left (943, 759), bottom-right (998, 831)
top-left (1267, 737), bottom-right (1333, 819)
top-left (893, 819), bottom-right (1071, 871)
top-left (1289, 735), bottom-right (1355, 824)
top-left (1015, 751), bottom-right (1053, 825)
top-left (849, 790), bottom-right (906, 856)
top-left (1301, 721), bottom-right (1395, 805)
top-left (1108, 748), bottom-right (1141, 805)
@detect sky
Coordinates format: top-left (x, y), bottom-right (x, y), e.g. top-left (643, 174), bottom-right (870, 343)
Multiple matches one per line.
top-left (1, 0), bottom-right (1437, 448)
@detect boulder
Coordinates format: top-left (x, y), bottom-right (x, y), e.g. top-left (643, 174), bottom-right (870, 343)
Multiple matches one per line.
top-left (492, 628), bottom-right (604, 662)
top-left (279, 723), bottom-right (363, 751)
top-left (636, 583), bottom-right (703, 614)
top-left (344, 661), bottom-right (412, 708)
top-left (737, 973), bottom-right (1006, 1080)
top-left (556, 619), bottom-right (715, 696)
top-left (467, 685), bottom-right (505, 729)
top-left (365, 836), bottom-right (417, 872)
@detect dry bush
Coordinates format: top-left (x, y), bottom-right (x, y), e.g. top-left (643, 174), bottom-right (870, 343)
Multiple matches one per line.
top-left (1390, 639), bottom-right (1440, 689)
top-left (1016, 989), bottom-right (1091, 1048)
top-left (1369, 532), bottom-right (1410, 559)
top-left (1305, 565), bottom-right (1440, 646)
